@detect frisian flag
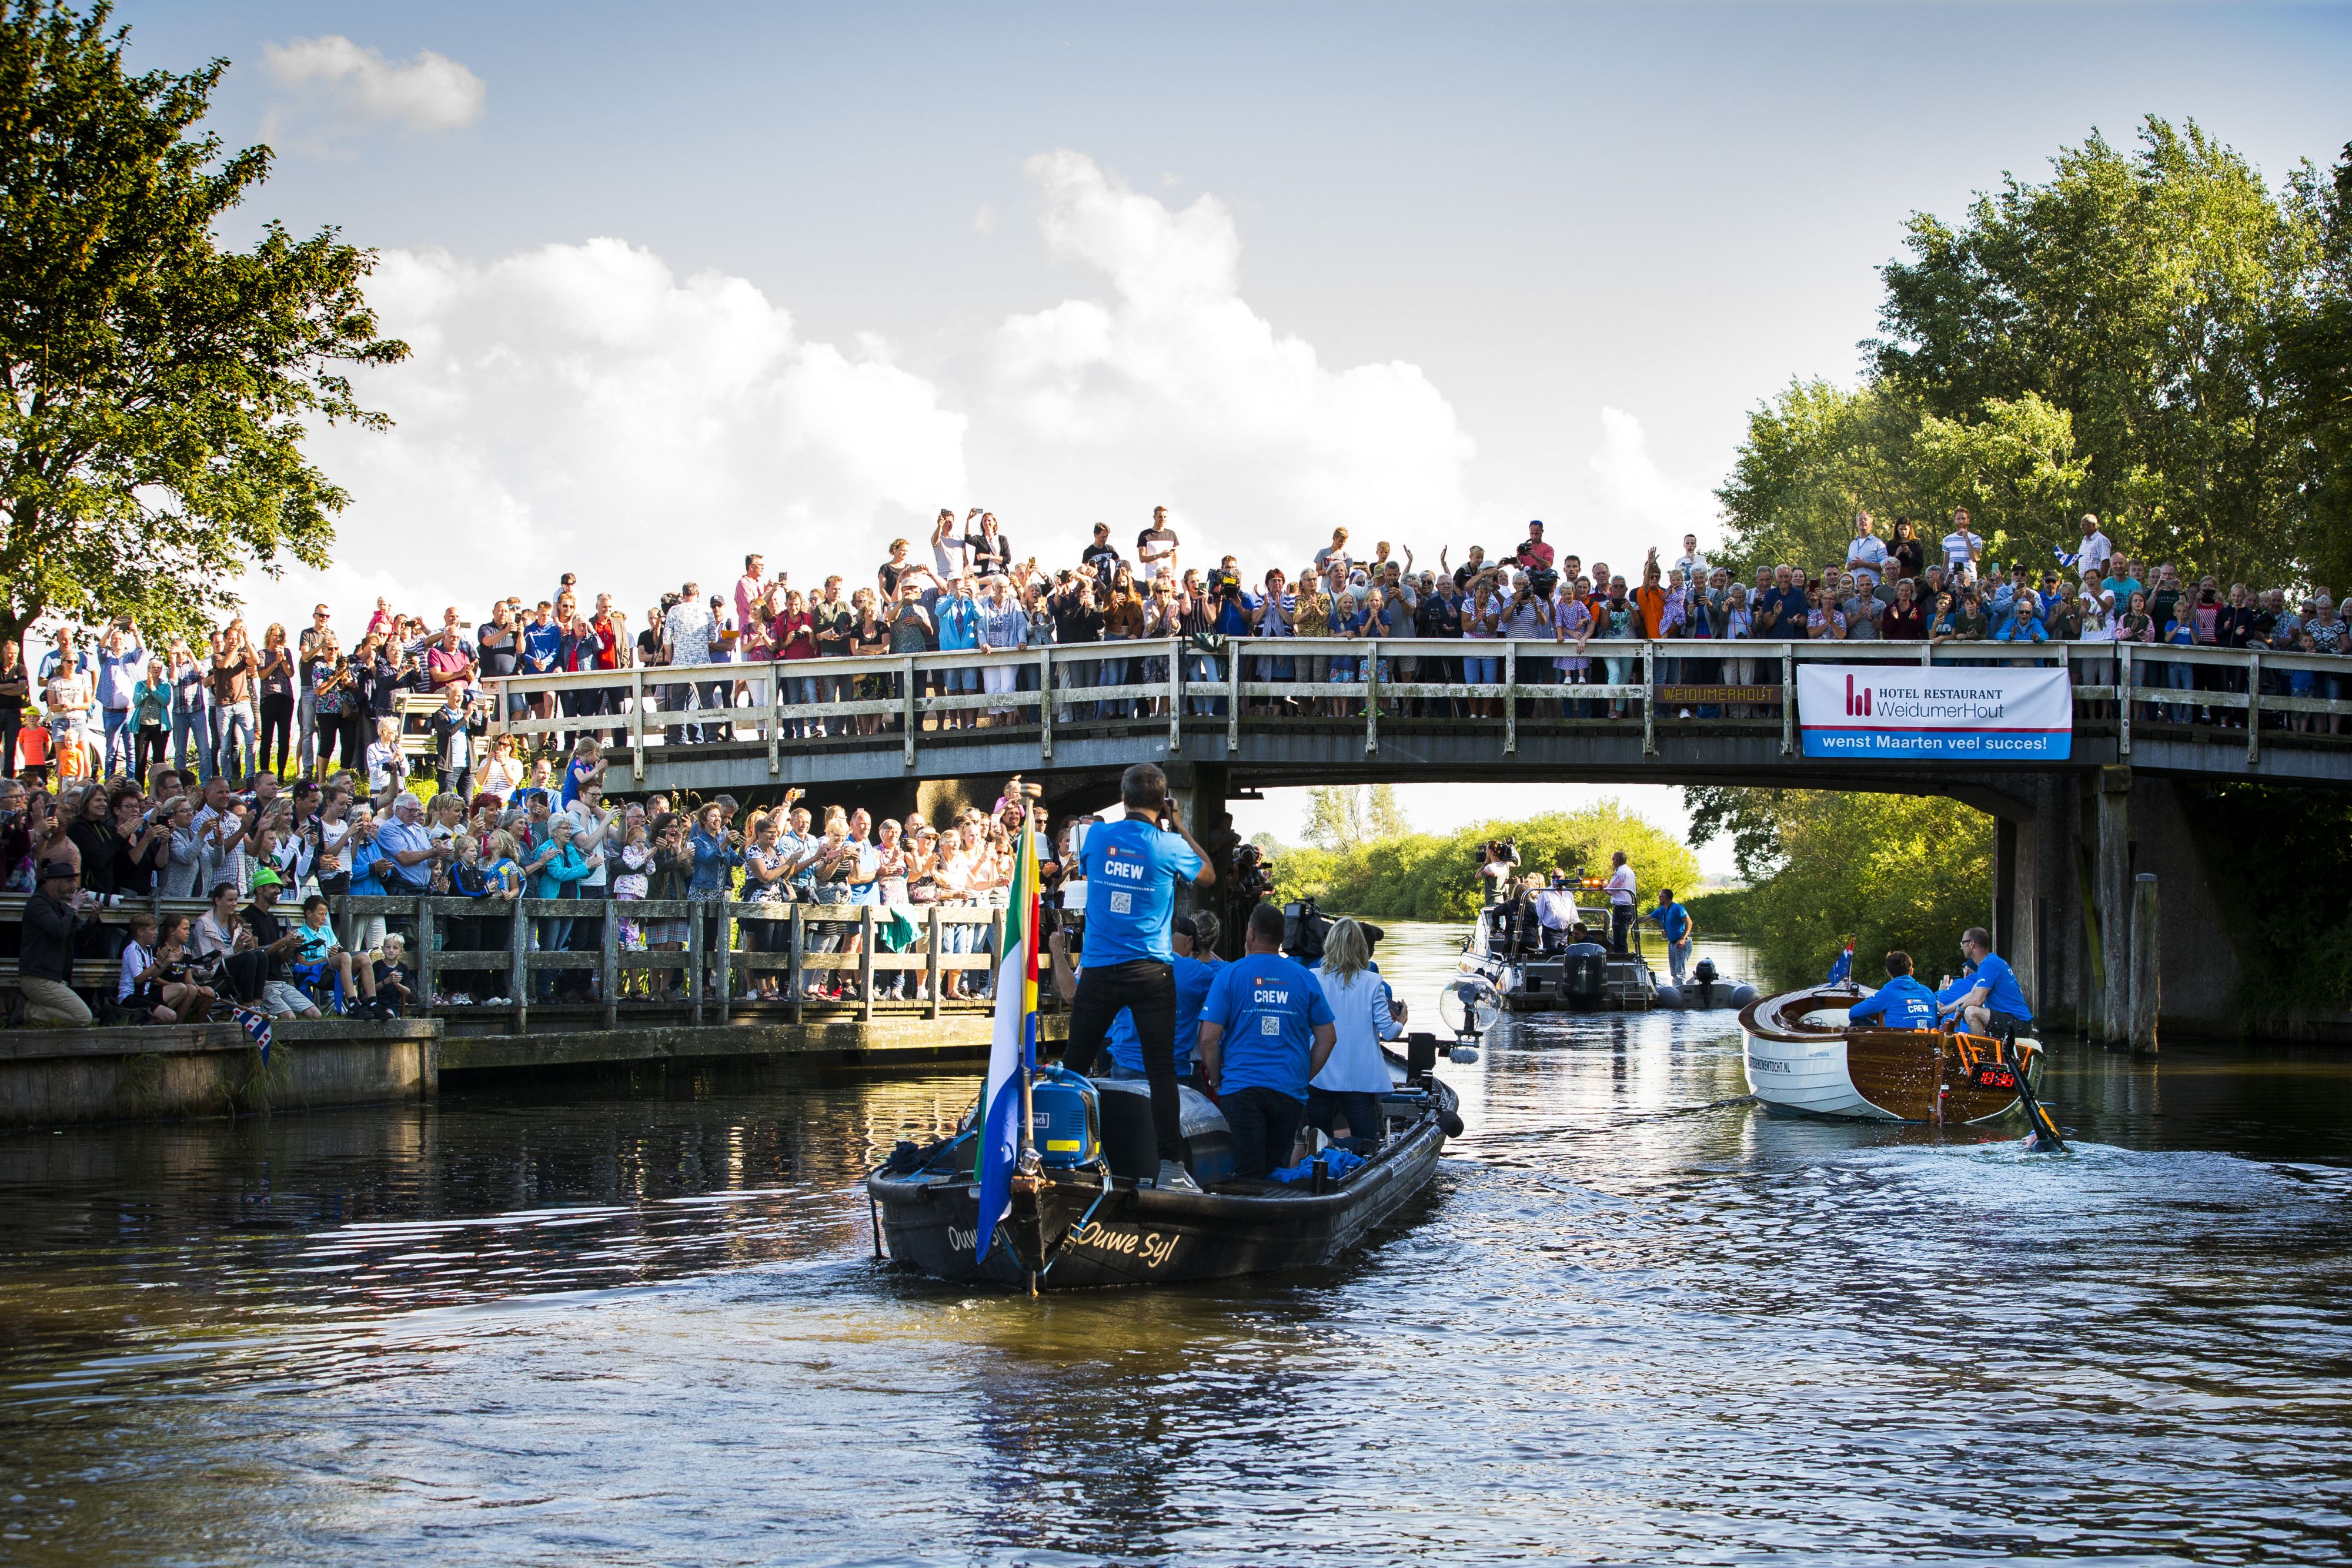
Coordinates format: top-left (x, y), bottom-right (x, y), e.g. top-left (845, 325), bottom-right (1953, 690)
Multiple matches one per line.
top-left (1826, 940), bottom-right (1855, 986)
top-left (972, 821), bottom-right (1042, 1263)
top-left (229, 1004), bottom-right (273, 1063)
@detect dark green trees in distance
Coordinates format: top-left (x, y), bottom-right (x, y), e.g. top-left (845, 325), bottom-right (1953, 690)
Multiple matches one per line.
top-left (0, 0), bottom-right (405, 648)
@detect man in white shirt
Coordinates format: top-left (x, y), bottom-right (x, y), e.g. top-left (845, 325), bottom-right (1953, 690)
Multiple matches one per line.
top-left (1846, 511), bottom-right (1887, 575)
top-left (2073, 513), bottom-right (2113, 579)
top-left (1604, 850), bottom-right (1637, 955)
top-left (662, 584), bottom-right (720, 743)
top-left (1942, 509), bottom-right (1982, 581)
top-left (1672, 533), bottom-right (1710, 584)
top-left (1136, 506), bottom-right (1180, 577)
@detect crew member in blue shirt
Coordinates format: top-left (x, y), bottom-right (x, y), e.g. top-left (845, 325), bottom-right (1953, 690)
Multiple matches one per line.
top-left (1058, 763), bottom-right (1217, 1190)
top-left (1845, 950), bottom-right (1940, 1030)
top-left (1935, 925), bottom-right (2034, 1036)
top-left (1197, 902), bottom-right (1338, 1180)
top-left (1638, 887), bottom-right (1693, 987)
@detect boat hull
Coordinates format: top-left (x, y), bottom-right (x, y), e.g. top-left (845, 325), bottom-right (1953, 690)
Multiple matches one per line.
top-left (870, 1080), bottom-right (1454, 1289)
top-left (1739, 985), bottom-right (2034, 1124)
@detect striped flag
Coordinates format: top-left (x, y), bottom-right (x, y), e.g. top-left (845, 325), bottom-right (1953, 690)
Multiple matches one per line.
top-left (229, 1004), bottom-right (273, 1063)
top-left (972, 823), bottom-right (1043, 1263)
top-left (1826, 940), bottom-right (1855, 986)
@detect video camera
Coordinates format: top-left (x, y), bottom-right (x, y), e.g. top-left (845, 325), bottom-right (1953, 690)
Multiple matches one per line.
top-left (1527, 567), bottom-right (1559, 599)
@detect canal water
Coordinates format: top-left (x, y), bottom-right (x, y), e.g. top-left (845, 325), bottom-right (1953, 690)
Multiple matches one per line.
top-left (3, 924), bottom-right (2350, 1565)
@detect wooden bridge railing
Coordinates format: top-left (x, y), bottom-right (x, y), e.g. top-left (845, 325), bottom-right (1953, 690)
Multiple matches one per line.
top-left (482, 637), bottom-right (2352, 778)
top-left (0, 894), bottom-right (1007, 1030)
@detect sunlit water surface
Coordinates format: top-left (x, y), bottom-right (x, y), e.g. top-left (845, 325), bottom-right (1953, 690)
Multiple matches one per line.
top-left (3, 925), bottom-right (2350, 1566)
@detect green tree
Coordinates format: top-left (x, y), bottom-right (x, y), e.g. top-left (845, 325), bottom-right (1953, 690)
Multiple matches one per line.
top-left (0, 0), bottom-right (406, 647)
top-left (2283, 142), bottom-right (2352, 593)
top-left (1685, 786), bottom-right (1992, 988)
top-left (1716, 382), bottom-right (2094, 583)
top-left (1275, 801), bottom-right (1698, 923)
top-left (1713, 378), bottom-right (1940, 580)
top-left (1873, 116), bottom-right (2320, 585)
top-left (1300, 784), bottom-right (1409, 850)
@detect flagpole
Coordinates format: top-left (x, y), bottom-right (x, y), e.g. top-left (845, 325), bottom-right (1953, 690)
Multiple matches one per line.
top-left (1016, 813), bottom-right (1041, 1175)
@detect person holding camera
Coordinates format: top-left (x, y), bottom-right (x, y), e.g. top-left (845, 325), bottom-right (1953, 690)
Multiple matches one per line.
top-left (19, 859), bottom-right (99, 1024)
top-left (1057, 763), bottom-right (1217, 1191)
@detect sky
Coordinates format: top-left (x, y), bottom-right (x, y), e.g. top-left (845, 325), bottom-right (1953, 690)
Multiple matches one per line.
top-left (113, 1), bottom-right (2352, 866)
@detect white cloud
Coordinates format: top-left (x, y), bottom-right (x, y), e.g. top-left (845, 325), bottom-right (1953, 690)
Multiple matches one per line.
top-left (976, 150), bottom-right (1474, 569)
top-left (250, 239), bottom-right (965, 628)
top-left (241, 151), bottom-right (1489, 628)
top-left (1584, 406), bottom-right (1720, 555)
top-left (260, 35), bottom-right (485, 152)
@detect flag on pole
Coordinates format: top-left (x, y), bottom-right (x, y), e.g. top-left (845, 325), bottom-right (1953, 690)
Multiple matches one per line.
top-left (973, 823), bottom-right (1043, 1263)
top-left (1826, 939), bottom-right (1855, 985)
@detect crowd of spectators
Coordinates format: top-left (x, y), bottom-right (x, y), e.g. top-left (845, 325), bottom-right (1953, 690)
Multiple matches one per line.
top-left (0, 750), bottom-right (1065, 1017)
top-left (1, 500), bottom-right (2346, 1023)
top-left (4, 505), bottom-right (2346, 797)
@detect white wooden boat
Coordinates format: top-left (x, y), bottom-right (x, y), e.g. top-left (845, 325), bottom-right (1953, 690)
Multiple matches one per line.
top-left (1739, 983), bottom-right (2042, 1124)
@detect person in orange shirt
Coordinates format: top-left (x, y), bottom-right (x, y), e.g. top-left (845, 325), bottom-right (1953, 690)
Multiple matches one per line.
top-left (1632, 550), bottom-right (1669, 638)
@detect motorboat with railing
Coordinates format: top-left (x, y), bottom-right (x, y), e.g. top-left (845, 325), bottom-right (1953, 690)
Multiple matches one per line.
top-left (1461, 873), bottom-right (1757, 1013)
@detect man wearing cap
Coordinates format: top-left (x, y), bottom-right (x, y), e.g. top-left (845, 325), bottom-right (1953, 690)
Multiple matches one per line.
top-left (19, 860), bottom-right (100, 1024)
top-left (243, 867), bottom-right (324, 1018)
top-left (1515, 521), bottom-right (1554, 572)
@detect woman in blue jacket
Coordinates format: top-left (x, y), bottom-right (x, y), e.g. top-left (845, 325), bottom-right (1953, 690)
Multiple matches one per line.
top-left (524, 814), bottom-right (601, 999)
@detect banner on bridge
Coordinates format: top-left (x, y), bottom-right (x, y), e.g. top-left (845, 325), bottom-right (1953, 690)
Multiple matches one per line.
top-left (1796, 664), bottom-right (2072, 760)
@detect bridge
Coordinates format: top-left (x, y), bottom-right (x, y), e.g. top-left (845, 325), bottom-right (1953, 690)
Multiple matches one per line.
top-left (485, 637), bottom-right (2351, 1044)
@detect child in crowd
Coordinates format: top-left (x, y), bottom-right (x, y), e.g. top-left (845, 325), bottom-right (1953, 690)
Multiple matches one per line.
top-left (372, 934), bottom-right (413, 1017)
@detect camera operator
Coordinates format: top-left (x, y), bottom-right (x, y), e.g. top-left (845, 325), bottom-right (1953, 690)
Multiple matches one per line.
top-left (1057, 763), bottom-right (1216, 1192)
top-left (19, 859), bottom-right (100, 1025)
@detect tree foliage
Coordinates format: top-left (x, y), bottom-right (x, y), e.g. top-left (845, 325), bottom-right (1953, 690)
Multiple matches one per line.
top-left (1874, 117), bottom-right (2326, 586)
top-left (1722, 120), bottom-right (2348, 593)
top-left (1300, 783), bottom-right (1408, 850)
top-left (1685, 787), bottom-right (1992, 989)
top-left (1273, 801), bottom-right (1698, 924)
top-left (2283, 143), bottom-right (2352, 593)
top-left (0, 0), bottom-right (407, 646)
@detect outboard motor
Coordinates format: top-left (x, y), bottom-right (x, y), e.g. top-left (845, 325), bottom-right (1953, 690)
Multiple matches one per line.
top-left (1282, 898), bottom-right (1329, 965)
top-left (1692, 956), bottom-right (1719, 1009)
top-left (1561, 950), bottom-right (1606, 1011)
top-left (1406, 1031), bottom-right (1441, 1086)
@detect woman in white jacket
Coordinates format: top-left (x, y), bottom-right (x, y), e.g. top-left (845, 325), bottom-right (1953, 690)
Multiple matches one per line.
top-left (1311, 918), bottom-right (1405, 1150)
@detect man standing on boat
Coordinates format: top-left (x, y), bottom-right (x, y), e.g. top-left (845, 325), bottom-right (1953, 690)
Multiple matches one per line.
top-left (1935, 927), bottom-right (2034, 1038)
top-left (1639, 887), bottom-right (1692, 986)
top-left (1057, 762), bottom-right (1217, 1191)
top-left (1846, 951), bottom-right (1940, 1029)
top-left (1197, 902), bottom-right (1339, 1180)
top-left (1604, 850), bottom-right (1636, 954)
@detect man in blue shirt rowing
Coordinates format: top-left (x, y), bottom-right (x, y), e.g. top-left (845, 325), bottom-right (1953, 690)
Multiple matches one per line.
top-left (1057, 763), bottom-right (1218, 1191)
top-left (1197, 902), bottom-right (1339, 1180)
top-left (1845, 950), bottom-right (1940, 1030)
top-left (1936, 926), bottom-right (2034, 1037)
